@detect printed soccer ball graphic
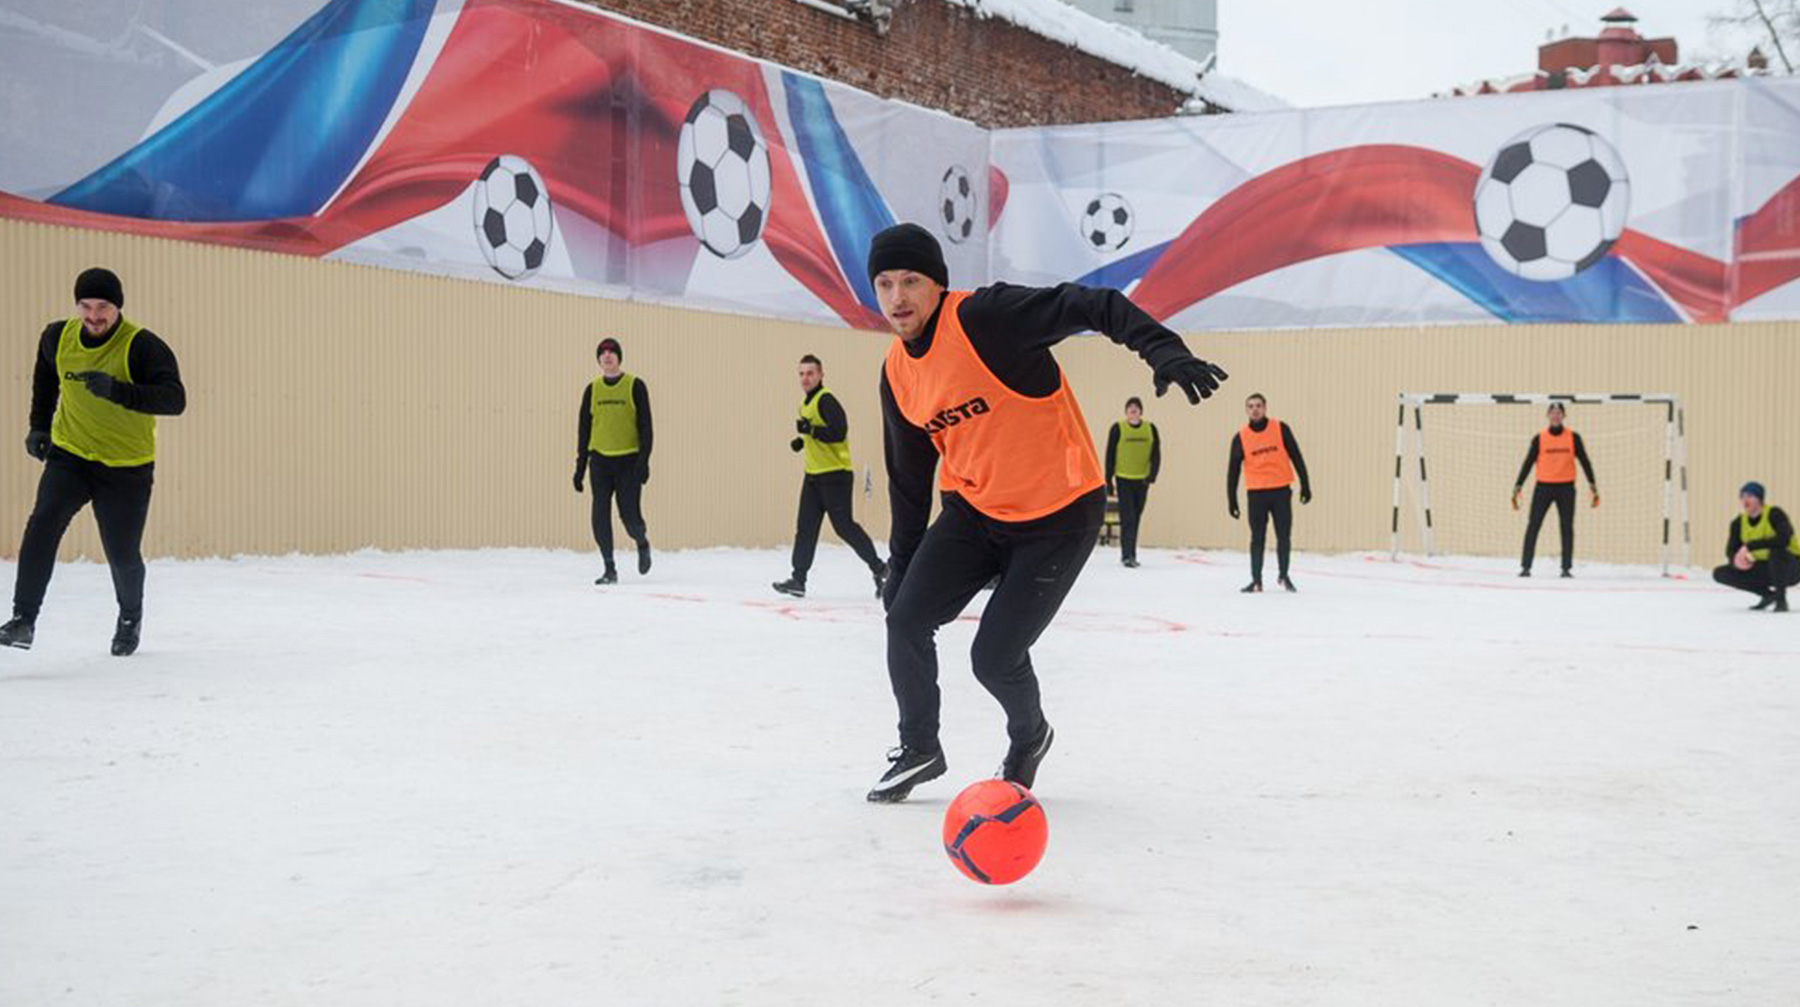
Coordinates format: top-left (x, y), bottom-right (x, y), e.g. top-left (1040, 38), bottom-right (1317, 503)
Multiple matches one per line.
top-left (939, 165), bottom-right (977, 244)
top-left (1081, 192), bottom-right (1134, 252)
top-left (1473, 123), bottom-right (1630, 282)
top-left (678, 89), bottom-right (773, 260)
top-left (472, 154), bottom-right (554, 281)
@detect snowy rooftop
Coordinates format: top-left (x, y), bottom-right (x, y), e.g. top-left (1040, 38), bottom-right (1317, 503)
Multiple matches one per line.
top-left (942, 0), bottom-right (1290, 113)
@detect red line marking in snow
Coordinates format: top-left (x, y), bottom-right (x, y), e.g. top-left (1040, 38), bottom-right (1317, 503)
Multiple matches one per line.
top-left (1181, 626), bottom-right (1799, 658)
top-left (645, 592), bottom-right (708, 603)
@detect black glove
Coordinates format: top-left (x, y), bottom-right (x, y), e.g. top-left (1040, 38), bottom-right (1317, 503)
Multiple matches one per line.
top-left (795, 418), bottom-right (811, 435)
top-left (24, 429), bottom-right (50, 461)
top-left (71, 370), bottom-right (117, 401)
top-left (1300, 487), bottom-right (1313, 505)
top-left (637, 459), bottom-right (650, 485)
top-left (572, 457), bottom-right (586, 493)
top-left (1229, 501), bottom-right (1240, 520)
top-left (881, 558), bottom-right (907, 612)
top-left (790, 437), bottom-right (805, 453)
top-left (1152, 355), bottom-right (1228, 405)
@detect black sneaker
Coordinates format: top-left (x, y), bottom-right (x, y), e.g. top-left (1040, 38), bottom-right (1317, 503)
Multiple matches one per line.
top-left (1751, 593), bottom-right (1776, 611)
top-left (1518, 569), bottom-right (1531, 578)
top-left (1122, 557), bottom-right (1140, 568)
top-left (1776, 590), bottom-right (1790, 614)
top-left (1278, 575), bottom-right (1297, 592)
top-left (595, 569), bottom-right (618, 585)
top-left (866, 746), bottom-right (946, 803)
top-left (999, 722), bottom-right (1054, 790)
top-left (1560, 569), bottom-right (1573, 579)
top-left (111, 614), bottom-right (140, 657)
top-left (637, 541), bottom-right (653, 576)
top-left (1240, 581), bottom-right (1262, 593)
top-left (0, 616), bottom-right (34, 650)
top-left (872, 563), bottom-right (887, 599)
top-left (772, 577), bottom-right (805, 598)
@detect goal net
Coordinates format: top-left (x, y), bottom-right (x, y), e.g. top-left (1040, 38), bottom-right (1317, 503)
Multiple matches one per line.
top-left (1392, 393), bottom-right (1690, 574)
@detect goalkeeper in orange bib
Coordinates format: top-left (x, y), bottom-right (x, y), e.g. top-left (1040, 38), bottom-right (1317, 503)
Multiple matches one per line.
top-left (1511, 402), bottom-right (1598, 578)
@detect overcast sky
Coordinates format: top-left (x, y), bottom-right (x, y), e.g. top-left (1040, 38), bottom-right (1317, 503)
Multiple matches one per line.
top-left (1219, 0), bottom-right (1770, 108)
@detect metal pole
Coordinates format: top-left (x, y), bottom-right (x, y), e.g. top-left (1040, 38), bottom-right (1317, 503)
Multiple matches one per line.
top-left (1414, 403), bottom-right (1436, 557)
top-left (1392, 397), bottom-right (1407, 559)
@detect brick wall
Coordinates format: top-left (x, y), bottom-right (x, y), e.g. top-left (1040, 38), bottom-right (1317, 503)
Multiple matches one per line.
top-left (577, 0), bottom-right (1193, 127)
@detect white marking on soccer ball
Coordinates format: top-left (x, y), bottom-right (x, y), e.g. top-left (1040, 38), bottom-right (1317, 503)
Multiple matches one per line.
top-left (1081, 192), bottom-right (1134, 253)
top-left (471, 154), bottom-right (555, 281)
top-left (1471, 123), bottom-right (1630, 282)
top-left (939, 165), bottom-right (977, 244)
top-left (677, 89), bottom-right (772, 260)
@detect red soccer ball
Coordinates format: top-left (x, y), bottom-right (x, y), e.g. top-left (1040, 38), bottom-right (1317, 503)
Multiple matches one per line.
top-left (942, 779), bottom-right (1048, 885)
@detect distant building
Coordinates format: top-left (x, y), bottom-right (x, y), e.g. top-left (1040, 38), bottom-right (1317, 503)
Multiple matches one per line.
top-left (581, 0), bottom-right (1281, 126)
top-left (1444, 7), bottom-right (1769, 97)
top-left (1058, 0), bottom-right (1219, 66)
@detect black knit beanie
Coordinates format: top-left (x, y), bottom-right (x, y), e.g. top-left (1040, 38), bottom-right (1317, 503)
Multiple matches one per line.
top-left (597, 337), bottom-right (623, 361)
top-left (74, 267), bottom-right (124, 308)
top-left (867, 223), bottom-right (948, 288)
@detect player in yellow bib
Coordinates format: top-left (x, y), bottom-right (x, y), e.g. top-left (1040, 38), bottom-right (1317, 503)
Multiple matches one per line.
top-left (772, 354), bottom-right (886, 599)
top-left (1, 269), bottom-right (187, 655)
top-left (1104, 396), bottom-right (1160, 568)
top-left (573, 337), bottom-right (653, 584)
top-left (1712, 481), bottom-right (1799, 612)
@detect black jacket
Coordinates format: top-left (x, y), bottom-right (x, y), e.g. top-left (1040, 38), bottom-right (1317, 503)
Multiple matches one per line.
top-left (30, 319), bottom-right (186, 430)
top-left (880, 282), bottom-right (1194, 573)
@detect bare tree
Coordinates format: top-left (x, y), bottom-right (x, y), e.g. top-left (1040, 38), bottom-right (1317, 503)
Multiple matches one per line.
top-left (1711, 0), bottom-right (1799, 72)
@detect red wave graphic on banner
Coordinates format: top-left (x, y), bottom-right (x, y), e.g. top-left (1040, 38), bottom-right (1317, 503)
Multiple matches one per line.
top-left (1735, 173), bottom-right (1800, 307)
top-left (1128, 144), bottom-right (1747, 325)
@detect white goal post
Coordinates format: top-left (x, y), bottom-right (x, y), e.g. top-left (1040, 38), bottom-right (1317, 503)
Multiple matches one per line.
top-left (1392, 392), bottom-right (1690, 575)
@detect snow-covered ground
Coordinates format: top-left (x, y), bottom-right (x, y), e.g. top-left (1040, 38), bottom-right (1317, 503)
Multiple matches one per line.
top-left (2, 546), bottom-right (1796, 1006)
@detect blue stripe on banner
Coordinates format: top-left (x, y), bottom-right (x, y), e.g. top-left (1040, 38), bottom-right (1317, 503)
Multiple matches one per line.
top-left (1075, 240), bottom-right (1171, 292)
top-left (781, 73), bottom-right (894, 313)
top-left (1389, 243), bottom-right (1684, 324)
top-left (52, 0), bottom-right (437, 222)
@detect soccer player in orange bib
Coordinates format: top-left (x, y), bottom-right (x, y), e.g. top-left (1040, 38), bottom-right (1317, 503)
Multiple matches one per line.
top-left (864, 223), bottom-right (1227, 802)
top-left (1511, 402), bottom-right (1598, 578)
top-left (1226, 393), bottom-right (1312, 593)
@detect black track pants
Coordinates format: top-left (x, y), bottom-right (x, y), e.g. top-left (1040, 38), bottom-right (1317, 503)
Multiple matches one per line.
top-left (884, 497), bottom-right (1099, 751)
top-left (1712, 551), bottom-right (1800, 598)
top-left (1115, 478), bottom-right (1149, 562)
top-left (12, 449), bottom-right (154, 621)
top-left (588, 451), bottom-right (647, 569)
top-left (790, 470), bottom-right (882, 582)
top-left (1246, 486), bottom-right (1292, 583)
top-left (1521, 482), bottom-right (1576, 573)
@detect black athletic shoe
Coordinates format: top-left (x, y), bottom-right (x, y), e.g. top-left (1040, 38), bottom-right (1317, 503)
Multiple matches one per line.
top-left (1560, 569), bottom-right (1573, 579)
top-left (1240, 581), bottom-right (1262, 593)
top-left (866, 746), bottom-right (946, 803)
top-left (111, 614), bottom-right (140, 657)
top-left (0, 616), bottom-right (34, 650)
top-left (1518, 569), bottom-right (1531, 578)
top-left (1278, 575), bottom-right (1297, 592)
top-left (1000, 722), bottom-right (1055, 790)
top-left (637, 541), bottom-right (653, 576)
top-left (1776, 591), bottom-right (1791, 614)
top-left (595, 569), bottom-right (618, 585)
top-left (872, 563), bottom-right (887, 599)
top-left (1751, 593), bottom-right (1776, 611)
top-left (1122, 557), bottom-right (1140, 568)
top-left (772, 577), bottom-right (805, 598)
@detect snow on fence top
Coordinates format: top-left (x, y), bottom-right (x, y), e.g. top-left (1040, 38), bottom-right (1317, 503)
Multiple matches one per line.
top-left (941, 0), bottom-right (1288, 113)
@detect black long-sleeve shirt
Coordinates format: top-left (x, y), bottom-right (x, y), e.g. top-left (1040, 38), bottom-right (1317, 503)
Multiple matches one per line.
top-left (1514, 427), bottom-right (1596, 489)
top-left (30, 319), bottom-right (186, 430)
top-left (881, 282), bottom-right (1195, 572)
top-left (1724, 506), bottom-right (1795, 562)
top-left (575, 374), bottom-right (653, 460)
top-left (1104, 421), bottom-right (1161, 483)
top-left (1226, 418), bottom-right (1310, 504)
top-left (802, 386), bottom-right (848, 444)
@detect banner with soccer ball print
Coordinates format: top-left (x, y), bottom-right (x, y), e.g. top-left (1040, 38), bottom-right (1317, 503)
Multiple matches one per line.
top-left (0, 0), bottom-right (1796, 329)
